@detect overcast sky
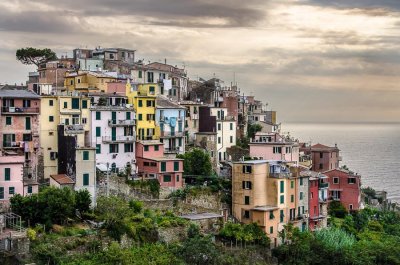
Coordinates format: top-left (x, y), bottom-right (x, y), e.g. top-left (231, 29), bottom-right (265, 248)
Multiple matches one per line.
top-left (1, 0), bottom-right (400, 122)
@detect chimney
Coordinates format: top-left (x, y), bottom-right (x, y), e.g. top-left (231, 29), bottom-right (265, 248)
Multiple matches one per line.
top-left (164, 58), bottom-right (167, 64)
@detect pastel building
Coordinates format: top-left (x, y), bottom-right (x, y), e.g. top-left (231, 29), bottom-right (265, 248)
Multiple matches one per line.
top-left (180, 101), bottom-right (202, 145)
top-left (90, 93), bottom-right (136, 174)
top-left (155, 96), bottom-right (186, 155)
top-left (64, 71), bottom-right (117, 93)
top-left (232, 160), bottom-right (308, 248)
top-left (0, 88), bottom-right (41, 181)
top-left (324, 168), bottom-right (361, 211)
top-left (249, 132), bottom-right (299, 164)
top-left (136, 141), bottom-right (184, 189)
top-left (301, 143), bottom-right (341, 172)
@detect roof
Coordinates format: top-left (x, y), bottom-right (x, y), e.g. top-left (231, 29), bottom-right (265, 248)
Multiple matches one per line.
top-left (156, 96), bottom-right (186, 109)
top-left (252, 206), bottom-right (279, 212)
top-left (233, 159), bottom-right (287, 165)
top-left (0, 89), bottom-right (40, 99)
top-left (50, 174), bottom-right (75, 185)
top-left (180, 212), bottom-right (223, 220)
top-left (300, 170), bottom-right (328, 180)
top-left (310, 143), bottom-right (339, 152)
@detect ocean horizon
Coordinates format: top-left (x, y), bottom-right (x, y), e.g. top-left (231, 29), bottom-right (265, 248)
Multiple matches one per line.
top-left (282, 122), bottom-right (400, 202)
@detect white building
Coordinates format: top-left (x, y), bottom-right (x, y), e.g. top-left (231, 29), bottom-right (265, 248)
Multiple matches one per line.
top-left (90, 93), bottom-right (137, 175)
top-left (210, 107), bottom-right (236, 162)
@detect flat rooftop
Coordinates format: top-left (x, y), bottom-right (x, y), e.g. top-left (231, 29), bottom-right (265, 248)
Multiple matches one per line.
top-left (180, 212), bottom-right (223, 220)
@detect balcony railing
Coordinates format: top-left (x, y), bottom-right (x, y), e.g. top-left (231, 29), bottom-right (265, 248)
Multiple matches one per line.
top-left (164, 147), bottom-right (180, 154)
top-left (319, 182), bottom-right (329, 189)
top-left (64, 124), bottom-right (84, 134)
top-left (2, 107), bottom-right (39, 114)
top-left (2, 141), bottom-right (21, 148)
top-left (160, 131), bottom-right (184, 137)
top-left (270, 172), bottom-right (292, 178)
top-left (102, 136), bottom-right (135, 143)
top-left (108, 119), bottom-right (135, 126)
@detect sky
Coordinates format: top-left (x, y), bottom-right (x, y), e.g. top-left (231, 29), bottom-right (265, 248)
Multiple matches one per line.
top-left (1, 0), bottom-right (400, 123)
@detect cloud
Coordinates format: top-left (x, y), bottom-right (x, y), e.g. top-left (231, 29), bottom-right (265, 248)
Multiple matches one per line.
top-left (304, 0), bottom-right (400, 11)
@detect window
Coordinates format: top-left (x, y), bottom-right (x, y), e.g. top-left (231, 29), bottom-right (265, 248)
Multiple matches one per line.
top-left (161, 162), bottom-right (166, 172)
top-left (126, 112), bottom-right (131, 120)
top-left (138, 70), bottom-right (142, 78)
top-left (230, 123), bottom-right (233, 130)
top-left (109, 144), bottom-right (119, 153)
top-left (23, 134), bottom-right (32, 142)
top-left (311, 192), bottom-right (314, 199)
top-left (280, 210), bottom-right (284, 222)
top-left (269, 211), bottom-right (274, 220)
top-left (146, 100), bottom-right (154, 107)
top-left (124, 144), bottom-right (133, 152)
top-left (163, 175), bottom-right (171, 182)
top-left (50, 152), bottom-right (58, 160)
top-left (218, 137), bottom-right (221, 144)
top-left (349, 204), bottom-right (353, 210)
top-left (0, 187), bottom-right (3, 199)
top-left (149, 86), bottom-right (155, 94)
top-left (96, 111), bottom-right (101, 120)
top-left (291, 180), bottom-right (294, 189)
top-left (5, 168), bottom-right (11, 181)
top-left (319, 163), bottom-right (323, 170)
top-left (244, 196), bottom-right (250, 205)
top-left (300, 177), bottom-right (303, 186)
top-left (291, 195), bottom-right (294, 203)
top-left (286, 147), bottom-right (291, 153)
top-left (82, 100), bottom-right (88, 109)
top-left (154, 145), bottom-right (159, 151)
top-left (23, 99), bottom-right (31, 107)
top-left (83, 173), bottom-right (89, 186)
top-left (300, 192), bottom-right (303, 200)
top-left (144, 146), bottom-right (149, 151)
top-left (83, 151), bottom-right (89, 160)
top-left (280, 195), bottom-right (285, 204)
top-left (244, 210), bottom-right (250, 219)
top-left (242, 165), bottom-right (252, 174)
top-left (96, 144), bottom-right (101, 154)
top-left (242, 181), bottom-right (252, 190)
top-left (280, 181), bottom-right (284, 193)
top-left (49, 116), bottom-right (54, 122)
top-left (348, 178), bottom-right (356, 184)
top-left (138, 114), bottom-right (143, 121)
top-left (146, 114), bottom-right (154, 121)
top-left (96, 127), bottom-right (101, 137)
top-left (333, 177), bottom-right (339, 184)
top-left (9, 187), bottom-right (15, 195)
top-left (320, 152), bottom-right (323, 158)
top-left (82, 118), bottom-right (87, 124)
top-left (5, 117), bottom-right (12, 125)
top-left (270, 226), bottom-right (273, 234)
top-left (174, 161), bottom-right (179, 171)
top-left (49, 100), bottom-right (54, 106)
top-left (27, 185), bottom-right (32, 194)
top-left (273, 147), bottom-right (282, 154)
top-left (138, 100), bottom-right (143, 107)
top-left (230, 136), bottom-right (233, 143)
top-left (218, 123), bottom-right (221, 131)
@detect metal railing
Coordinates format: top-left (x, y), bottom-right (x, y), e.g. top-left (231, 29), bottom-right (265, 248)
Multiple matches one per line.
top-left (64, 124), bottom-right (85, 134)
top-left (1, 107), bottom-right (39, 114)
top-left (164, 147), bottom-right (180, 154)
top-left (108, 119), bottom-right (135, 126)
top-left (102, 136), bottom-right (135, 143)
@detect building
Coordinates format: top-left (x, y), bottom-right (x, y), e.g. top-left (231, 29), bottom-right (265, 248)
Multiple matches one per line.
top-left (39, 92), bottom-right (96, 199)
top-left (324, 168), bottom-right (361, 211)
top-left (0, 88), bottom-right (41, 181)
top-left (301, 143), bottom-right (341, 172)
top-left (180, 101), bottom-right (202, 145)
top-left (232, 160), bottom-right (308, 248)
top-left (195, 132), bottom-right (218, 173)
top-left (249, 132), bottom-right (300, 164)
top-left (155, 96), bottom-right (186, 155)
top-left (64, 71), bottom-right (117, 93)
top-left (198, 106), bottom-right (236, 164)
top-left (136, 141), bottom-right (184, 189)
top-left (90, 93), bottom-right (136, 175)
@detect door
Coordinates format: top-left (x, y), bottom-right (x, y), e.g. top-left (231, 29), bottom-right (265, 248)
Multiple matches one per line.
top-left (25, 117), bottom-right (31, 130)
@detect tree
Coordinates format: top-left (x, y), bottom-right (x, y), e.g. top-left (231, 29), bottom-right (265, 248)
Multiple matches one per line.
top-left (247, 124), bottom-right (262, 139)
top-left (177, 148), bottom-right (212, 176)
top-left (328, 201), bottom-right (348, 218)
top-left (16, 47), bottom-right (57, 67)
top-left (75, 189), bottom-right (92, 214)
top-left (179, 236), bottom-right (218, 265)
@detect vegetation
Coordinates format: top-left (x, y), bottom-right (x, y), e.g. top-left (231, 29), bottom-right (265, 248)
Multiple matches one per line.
top-left (177, 148), bottom-right (213, 176)
top-left (328, 200), bottom-right (349, 218)
top-left (219, 222), bottom-right (270, 246)
top-left (125, 179), bottom-right (160, 198)
top-left (16, 47), bottom-right (57, 67)
top-left (247, 123), bottom-right (263, 139)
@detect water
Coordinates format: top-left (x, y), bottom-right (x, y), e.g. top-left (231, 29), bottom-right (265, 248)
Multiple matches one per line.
top-left (282, 123), bottom-right (400, 202)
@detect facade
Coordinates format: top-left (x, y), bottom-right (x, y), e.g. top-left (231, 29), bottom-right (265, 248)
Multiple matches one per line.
top-left (180, 101), bottom-right (202, 145)
top-left (301, 143), bottom-right (341, 172)
top-left (0, 89), bottom-right (41, 182)
top-left (136, 141), bottom-right (184, 189)
top-left (155, 96), bottom-right (186, 155)
top-left (90, 93), bottom-right (136, 175)
top-left (64, 71), bottom-right (117, 93)
top-left (249, 132), bottom-right (300, 164)
top-left (195, 132), bottom-right (218, 173)
top-left (324, 168), bottom-right (361, 211)
top-left (232, 160), bottom-right (308, 248)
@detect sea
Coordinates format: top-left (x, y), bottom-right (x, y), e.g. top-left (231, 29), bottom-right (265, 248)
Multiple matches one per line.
top-left (282, 123), bottom-right (400, 203)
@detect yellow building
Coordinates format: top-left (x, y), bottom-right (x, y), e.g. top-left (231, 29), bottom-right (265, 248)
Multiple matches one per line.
top-left (64, 71), bottom-right (116, 93)
top-left (126, 83), bottom-right (159, 140)
top-left (232, 160), bottom-right (308, 248)
top-left (39, 93), bottom-right (96, 199)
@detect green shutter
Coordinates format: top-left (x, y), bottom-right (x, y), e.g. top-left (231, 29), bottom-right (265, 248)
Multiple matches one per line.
top-left (138, 100), bottom-right (143, 107)
top-left (6, 117), bottom-right (12, 125)
top-left (178, 138), bottom-right (182, 147)
top-left (83, 174), bottom-right (89, 186)
top-left (280, 181), bottom-right (284, 193)
top-left (291, 180), bottom-right (294, 189)
top-left (96, 111), bottom-right (101, 120)
top-left (300, 177), bottom-right (303, 186)
top-left (138, 114), bottom-right (142, 120)
top-left (49, 116), bottom-right (54, 122)
top-left (126, 112), bottom-right (131, 120)
top-left (96, 144), bottom-right (101, 154)
top-left (138, 70), bottom-right (142, 78)
top-left (83, 151), bottom-right (89, 160)
top-left (280, 210), bottom-right (284, 222)
top-left (0, 187), bottom-right (3, 199)
top-left (280, 195), bottom-right (284, 204)
top-left (300, 192), bottom-right (303, 200)
top-left (9, 187), bottom-right (14, 195)
top-left (245, 196), bottom-right (250, 205)
top-left (112, 112), bottom-right (116, 121)
top-left (174, 161), bottom-right (179, 171)
top-left (291, 195), bottom-right (294, 203)
top-left (144, 146), bottom-right (149, 151)
top-left (112, 127), bottom-right (116, 141)
top-left (5, 168), bottom-right (11, 181)
top-left (270, 226), bottom-right (273, 234)
top-left (178, 122), bottom-right (182, 132)
top-left (163, 175), bottom-right (171, 182)
top-left (161, 162), bottom-right (166, 172)
top-left (64, 102), bottom-right (67, 108)
top-left (82, 100), bottom-right (88, 109)
top-left (72, 98), bottom-right (80, 109)
top-left (96, 127), bottom-right (101, 137)
top-left (28, 185), bottom-right (32, 194)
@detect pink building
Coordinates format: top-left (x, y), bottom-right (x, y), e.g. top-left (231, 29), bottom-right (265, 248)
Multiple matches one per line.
top-left (301, 143), bottom-right (341, 172)
top-left (107, 82), bottom-right (128, 95)
top-left (0, 88), bottom-right (41, 181)
top-left (324, 168), bottom-right (361, 211)
top-left (136, 141), bottom-right (184, 189)
top-left (0, 155), bottom-right (38, 207)
top-left (249, 132), bottom-right (299, 163)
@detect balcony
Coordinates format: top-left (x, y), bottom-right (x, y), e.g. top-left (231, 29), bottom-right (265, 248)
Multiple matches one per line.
top-left (319, 198), bottom-right (329, 204)
top-left (64, 124), bottom-right (84, 134)
top-left (160, 131), bottom-right (184, 138)
top-left (73, 83), bottom-right (89, 90)
top-left (2, 141), bottom-right (21, 149)
top-left (164, 147), bottom-right (180, 154)
top-left (270, 172), bottom-right (292, 178)
top-left (91, 104), bottom-right (134, 111)
top-left (108, 119), bottom-right (135, 127)
top-left (2, 107), bottom-right (39, 114)
top-left (319, 182), bottom-right (329, 189)
top-left (60, 108), bottom-right (81, 115)
top-left (102, 136), bottom-right (135, 143)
